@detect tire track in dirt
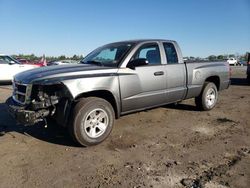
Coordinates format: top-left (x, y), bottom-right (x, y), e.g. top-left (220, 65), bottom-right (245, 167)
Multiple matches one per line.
top-left (180, 148), bottom-right (250, 188)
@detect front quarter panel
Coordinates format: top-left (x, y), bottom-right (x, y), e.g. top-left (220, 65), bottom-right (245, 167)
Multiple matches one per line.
top-left (62, 76), bottom-right (119, 99)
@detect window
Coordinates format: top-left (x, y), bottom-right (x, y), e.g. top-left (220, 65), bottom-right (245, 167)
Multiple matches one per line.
top-left (0, 56), bottom-right (18, 64)
top-left (0, 59), bottom-right (8, 64)
top-left (163, 43), bottom-right (178, 64)
top-left (132, 43), bottom-right (161, 65)
top-left (93, 48), bottom-right (117, 63)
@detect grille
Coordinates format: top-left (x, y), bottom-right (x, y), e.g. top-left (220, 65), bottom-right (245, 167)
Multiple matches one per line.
top-left (13, 81), bottom-right (32, 104)
top-left (16, 84), bottom-right (27, 94)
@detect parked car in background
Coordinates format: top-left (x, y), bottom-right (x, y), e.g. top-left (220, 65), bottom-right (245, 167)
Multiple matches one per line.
top-left (238, 61), bottom-right (247, 66)
top-left (0, 54), bottom-right (39, 82)
top-left (16, 57), bottom-right (47, 67)
top-left (32, 60), bottom-right (47, 67)
top-left (227, 57), bottom-right (239, 66)
top-left (17, 58), bottom-right (30, 65)
top-left (47, 59), bottom-right (78, 66)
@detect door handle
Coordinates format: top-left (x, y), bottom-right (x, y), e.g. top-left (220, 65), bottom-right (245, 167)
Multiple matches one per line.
top-left (154, 71), bottom-right (164, 76)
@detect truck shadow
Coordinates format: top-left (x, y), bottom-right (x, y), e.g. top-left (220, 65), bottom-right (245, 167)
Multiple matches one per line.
top-left (0, 103), bottom-right (78, 147)
top-left (0, 82), bottom-right (12, 86)
top-left (164, 103), bottom-right (199, 111)
top-left (230, 78), bottom-right (250, 86)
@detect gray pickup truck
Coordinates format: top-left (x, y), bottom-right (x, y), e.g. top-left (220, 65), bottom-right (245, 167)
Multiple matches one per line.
top-left (6, 40), bottom-right (230, 146)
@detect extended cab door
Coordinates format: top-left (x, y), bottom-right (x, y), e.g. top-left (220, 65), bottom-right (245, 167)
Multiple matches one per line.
top-left (162, 42), bottom-right (187, 103)
top-left (119, 43), bottom-right (167, 113)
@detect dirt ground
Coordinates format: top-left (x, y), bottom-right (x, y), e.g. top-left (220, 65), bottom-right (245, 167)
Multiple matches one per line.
top-left (0, 66), bottom-right (249, 188)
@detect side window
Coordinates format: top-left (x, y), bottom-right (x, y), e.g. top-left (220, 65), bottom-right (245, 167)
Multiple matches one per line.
top-left (133, 44), bottom-right (161, 65)
top-left (0, 57), bottom-right (9, 64)
top-left (163, 43), bottom-right (179, 64)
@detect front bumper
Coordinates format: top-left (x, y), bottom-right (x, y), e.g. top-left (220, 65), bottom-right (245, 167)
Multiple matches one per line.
top-left (6, 97), bottom-right (49, 125)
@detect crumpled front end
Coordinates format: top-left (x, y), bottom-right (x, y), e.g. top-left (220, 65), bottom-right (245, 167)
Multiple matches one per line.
top-left (6, 97), bottom-right (50, 125)
top-left (6, 80), bottom-right (70, 126)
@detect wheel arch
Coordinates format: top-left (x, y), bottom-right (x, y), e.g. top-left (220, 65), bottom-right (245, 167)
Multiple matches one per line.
top-left (75, 90), bottom-right (120, 119)
top-left (205, 76), bottom-right (220, 91)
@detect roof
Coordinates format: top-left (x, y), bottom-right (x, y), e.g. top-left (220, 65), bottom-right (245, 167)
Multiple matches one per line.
top-left (108, 39), bottom-right (176, 44)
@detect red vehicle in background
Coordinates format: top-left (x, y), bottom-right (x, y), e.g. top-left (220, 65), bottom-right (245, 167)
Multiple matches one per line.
top-left (17, 58), bottom-right (30, 64)
top-left (16, 55), bottom-right (47, 67)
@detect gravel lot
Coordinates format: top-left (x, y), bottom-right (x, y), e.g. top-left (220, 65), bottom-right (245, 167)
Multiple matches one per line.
top-left (0, 66), bottom-right (249, 188)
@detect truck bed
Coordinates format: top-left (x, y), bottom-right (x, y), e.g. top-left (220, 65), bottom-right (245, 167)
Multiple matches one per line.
top-left (185, 61), bottom-right (230, 99)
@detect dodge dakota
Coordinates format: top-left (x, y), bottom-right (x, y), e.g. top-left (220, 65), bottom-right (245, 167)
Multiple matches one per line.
top-left (6, 40), bottom-right (230, 146)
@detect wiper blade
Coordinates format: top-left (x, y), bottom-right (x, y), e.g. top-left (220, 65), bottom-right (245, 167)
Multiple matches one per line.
top-left (84, 60), bottom-right (103, 66)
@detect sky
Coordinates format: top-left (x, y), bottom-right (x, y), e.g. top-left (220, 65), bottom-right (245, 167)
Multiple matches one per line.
top-left (0, 0), bottom-right (249, 57)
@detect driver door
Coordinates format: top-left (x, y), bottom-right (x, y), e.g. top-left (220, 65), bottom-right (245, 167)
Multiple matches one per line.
top-left (119, 43), bottom-right (167, 113)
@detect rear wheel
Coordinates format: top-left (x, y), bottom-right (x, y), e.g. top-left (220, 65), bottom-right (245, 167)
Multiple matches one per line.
top-left (247, 75), bottom-right (250, 84)
top-left (69, 97), bottom-right (115, 146)
top-left (195, 82), bottom-right (218, 111)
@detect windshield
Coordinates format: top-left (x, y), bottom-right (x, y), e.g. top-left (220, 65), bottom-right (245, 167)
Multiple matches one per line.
top-left (0, 55), bottom-right (20, 64)
top-left (81, 42), bottom-right (135, 67)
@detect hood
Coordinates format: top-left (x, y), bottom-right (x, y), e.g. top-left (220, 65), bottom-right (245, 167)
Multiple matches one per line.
top-left (14, 64), bottom-right (118, 84)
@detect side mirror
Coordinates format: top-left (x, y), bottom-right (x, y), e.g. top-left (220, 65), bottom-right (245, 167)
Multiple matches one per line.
top-left (9, 61), bottom-right (16, 65)
top-left (127, 58), bottom-right (148, 69)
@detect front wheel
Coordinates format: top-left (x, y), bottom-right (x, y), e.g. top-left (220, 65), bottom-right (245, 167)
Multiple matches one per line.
top-left (69, 97), bottom-right (115, 146)
top-left (195, 82), bottom-right (218, 111)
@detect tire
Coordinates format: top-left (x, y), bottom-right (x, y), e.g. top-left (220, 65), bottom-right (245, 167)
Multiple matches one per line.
top-left (69, 97), bottom-right (115, 146)
top-left (247, 75), bottom-right (250, 84)
top-left (195, 82), bottom-right (218, 111)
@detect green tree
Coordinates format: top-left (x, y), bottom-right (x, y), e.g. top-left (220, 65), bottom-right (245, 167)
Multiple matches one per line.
top-left (58, 55), bottom-right (66, 60)
top-left (208, 55), bottom-right (217, 61)
top-left (217, 55), bottom-right (224, 60)
top-left (72, 55), bottom-right (77, 60)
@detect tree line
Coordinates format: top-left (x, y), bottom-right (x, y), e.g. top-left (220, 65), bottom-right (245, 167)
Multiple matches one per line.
top-left (13, 52), bottom-right (249, 62)
top-left (12, 54), bottom-right (84, 62)
top-left (184, 52), bottom-right (249, 62)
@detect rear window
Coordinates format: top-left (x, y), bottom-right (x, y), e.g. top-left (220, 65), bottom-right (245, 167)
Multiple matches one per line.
top-left (163, 43), bottom-right (178, 64)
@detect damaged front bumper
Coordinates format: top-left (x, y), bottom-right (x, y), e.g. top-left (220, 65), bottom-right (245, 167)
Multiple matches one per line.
top-left (6, 97), bottom-right (49, 125)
